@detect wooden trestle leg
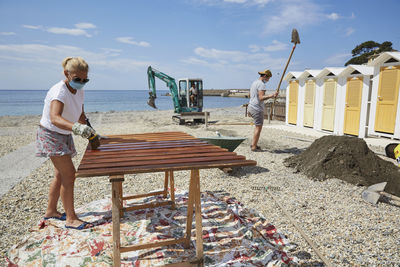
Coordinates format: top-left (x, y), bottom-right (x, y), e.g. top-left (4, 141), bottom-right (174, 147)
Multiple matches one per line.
top-left (169, 170), bottom-right (176, 209)
top-left (110, 175), bottom-right (125, 267)
top-left (184, 169), bottom-right (203, 266)
top-left (164, 171), bottom-right (169, 198)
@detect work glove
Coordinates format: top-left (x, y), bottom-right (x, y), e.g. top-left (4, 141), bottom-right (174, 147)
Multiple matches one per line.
top-left (84, 118), bottom-right (101, 150)
top-left (72, 122), bottom-right (96, 139)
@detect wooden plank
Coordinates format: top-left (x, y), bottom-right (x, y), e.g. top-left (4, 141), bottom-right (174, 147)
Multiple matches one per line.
top-left (81, 146), bottom-right (227, 160)
top-left (120, 237), bottom-right (186, 253)
top-left (97, 141), bottom-right (207, 151)
top-left (77, 155), bottom-right (247, 170)
top-left (100, 132), bottom-right (195, 144)
top-left (98, 139), bottom-right (205, 148)
top-left (123, 200), bottom-right (174, 212)
top-left (109, 175), bottom-right (125, 182)
top-left (76, 159), bottom-right (257, 177)
top-left (84, 142), bottom-right (213, 153)
top-left (101, 137), bottom-right (197, 145)
top-left (122, 190), bottom-right (165, 201)
top-left (80, 152), bottom-right (238, 165)
top-left (102, 131), bottom-right (192, 138)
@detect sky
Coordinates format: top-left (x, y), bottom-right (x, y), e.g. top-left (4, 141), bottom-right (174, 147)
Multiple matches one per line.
top-left (0, 0), bottom-right (399, 91)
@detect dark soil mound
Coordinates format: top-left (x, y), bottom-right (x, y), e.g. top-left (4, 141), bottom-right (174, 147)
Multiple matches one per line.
top-left (284, 135), bottom-right (400, 197)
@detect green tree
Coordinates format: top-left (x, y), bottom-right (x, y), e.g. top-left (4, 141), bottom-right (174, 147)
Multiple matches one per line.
top-left (345, 41), bottom-right (394, 66)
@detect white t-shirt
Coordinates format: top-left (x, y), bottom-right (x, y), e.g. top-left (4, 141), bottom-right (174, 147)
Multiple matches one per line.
top-left (40, 80), bottom-right (84, 135)
top-left (248, 79), bottom-right (266, 112)
top-left (190, 86), bottom-right (197, 95)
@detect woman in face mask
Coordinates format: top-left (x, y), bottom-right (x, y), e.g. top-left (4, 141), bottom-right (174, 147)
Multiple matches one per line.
top-left (36, 57), bottom-right (95, 230)
top-left (247, 69), bottom-right (278, 152)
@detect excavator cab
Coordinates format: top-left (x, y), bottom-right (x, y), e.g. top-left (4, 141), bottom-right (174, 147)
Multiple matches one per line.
top-left (178, 78), bottom-right (203, 111)
top-left (147, 66), bottom-right (203, 113)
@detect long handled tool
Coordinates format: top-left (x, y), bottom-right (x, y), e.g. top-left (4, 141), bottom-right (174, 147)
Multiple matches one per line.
top-left (268, 29), bottom-right (300, 123)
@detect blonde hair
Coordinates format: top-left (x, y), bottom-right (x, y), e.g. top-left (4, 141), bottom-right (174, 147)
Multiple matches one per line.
top-left (62, 57), bottom-right (89, 73)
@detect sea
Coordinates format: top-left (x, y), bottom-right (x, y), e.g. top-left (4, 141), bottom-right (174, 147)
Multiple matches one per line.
top-left (0, 90), bottom-right (250, 117)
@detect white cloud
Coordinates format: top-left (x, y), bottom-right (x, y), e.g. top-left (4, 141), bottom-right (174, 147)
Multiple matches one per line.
top-left (47, 27), bottom-right (92, 37)
top-left (0, 43), bottom-right (151, 71)
top-left (249, 44), bottom-right (260, 52)
top-left (350, 12), bottom-right (356, 19)
top-left (253, 0), bottom-right (272, 6)
top-left (100, 48), bottom-right (122, 57)
top-left (116, 37), bottom-right (151, 47)
top-left (202, 0), bottom-right (273, 7)
top-left (263, 0), bottom-right (342, 34)
top-left (180, 57), bottom-right (210, 65)
top-left (324, 53), bottom-right (351, 65)
top-left (75, 22), bottom-right (96, 29)
top-left (0, 32), bottom-right (16, 36)
top-left (249, 40), bottom-right (288, 53)
top-left (224, 0), bottom-right (246, 3)
top-left (264, 40), bottom-right (288, 51)
top-left (263, 0), bottom-right (322, 34)
top-left (345, 27), bottom-right (355, 37)
top-left (22, 23), bottom-right (96, 37)
top-left (327, 12), bottom-right (339, 20)
top-left (22, 25), bottom-right (42, 30)
top-left (186, 46), bottom-right (286, 71)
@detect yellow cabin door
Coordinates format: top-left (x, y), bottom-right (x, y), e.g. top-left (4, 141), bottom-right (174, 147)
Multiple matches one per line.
top-left (288, 80), bottom-right (298, 124)
top-left (321, 79), bottom-right (337, 131)
top-left (303, 80), bottom-right (316, 127)
top-left (375, 66), bottom-right (400, 134)
top-left (343, 77), bottom-right (363, 136)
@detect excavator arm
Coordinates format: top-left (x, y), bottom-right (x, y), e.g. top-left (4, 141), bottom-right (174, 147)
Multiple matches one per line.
top-left (147, 66), bottom-right (182, 113)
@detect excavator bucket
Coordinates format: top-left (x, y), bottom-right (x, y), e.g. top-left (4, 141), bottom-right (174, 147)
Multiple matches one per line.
top-left (147, 94), bottom-right (157, 109)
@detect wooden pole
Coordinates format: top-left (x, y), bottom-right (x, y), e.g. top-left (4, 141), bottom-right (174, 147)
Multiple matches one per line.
top-left (193, 169), bottom-right (204, 266)
top-left (110, 175), bottom-right (124, 267)
top-left (185, 170), bottom-right (196, 248)
top-left (269, 42), bottom-right (297, 124)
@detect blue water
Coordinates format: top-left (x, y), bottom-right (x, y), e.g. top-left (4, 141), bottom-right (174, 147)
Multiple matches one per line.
top-left (0, 90), bottom-right (249, 116)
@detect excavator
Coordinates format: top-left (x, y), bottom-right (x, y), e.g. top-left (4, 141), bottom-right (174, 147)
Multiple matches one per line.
top-left (147, 66), bottom-right (208, 124)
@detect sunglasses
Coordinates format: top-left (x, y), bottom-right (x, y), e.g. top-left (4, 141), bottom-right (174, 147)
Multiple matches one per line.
top-left (72, 77), bottom-right (90, 83)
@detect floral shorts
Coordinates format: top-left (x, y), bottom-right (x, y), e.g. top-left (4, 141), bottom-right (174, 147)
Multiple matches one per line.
top-left (36, 126), bottom-right (76, 157)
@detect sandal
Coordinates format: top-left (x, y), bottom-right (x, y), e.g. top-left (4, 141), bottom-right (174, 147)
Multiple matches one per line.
top-left (65, 221), bottom-right (94, 230)
top-left (44, 212), bottom-right (66, 221)
top-left (251, 145), bottom-right (262, 152)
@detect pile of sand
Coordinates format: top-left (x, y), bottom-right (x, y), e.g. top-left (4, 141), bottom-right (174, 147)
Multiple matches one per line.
top-left (284, 135), bottom-right (400, 197)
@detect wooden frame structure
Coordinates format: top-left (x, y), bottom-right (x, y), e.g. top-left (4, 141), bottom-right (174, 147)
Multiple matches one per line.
top-left (76, 132), bottom-right (256, 266)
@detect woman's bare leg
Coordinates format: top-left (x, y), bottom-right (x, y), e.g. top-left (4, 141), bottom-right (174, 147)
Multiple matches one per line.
top-left (49, 155), bottom-right (91, 228)
top-left (44, 169), bottom-right (63, 218)
top-left (251, 125), bottom-right (263, 149)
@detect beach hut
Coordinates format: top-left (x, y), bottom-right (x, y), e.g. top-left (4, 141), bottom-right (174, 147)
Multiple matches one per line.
top-left (368, 52), bottom-right (400, 138)
top-left (315, 67), bottom-right (346, 133)
top-left (284, 71), bottom-right (303, 125)
top-left (337, 65), bottom-right (374, 138)
top-left (298, 69), bottom-right (322, 128)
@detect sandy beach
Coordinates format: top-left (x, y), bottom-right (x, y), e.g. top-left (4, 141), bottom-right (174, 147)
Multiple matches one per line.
top-left (0, 107), bottom-right (399, 266)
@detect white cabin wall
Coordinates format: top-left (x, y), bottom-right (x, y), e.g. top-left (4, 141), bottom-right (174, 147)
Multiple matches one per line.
top-left (297, 79), bottom-right (305, 127)
top-left (314, 78), bottom-right (324, 131)
top-left (285, 84), bottom-right (289, 124)
top-left (358, 75), bottom-right (372, 138)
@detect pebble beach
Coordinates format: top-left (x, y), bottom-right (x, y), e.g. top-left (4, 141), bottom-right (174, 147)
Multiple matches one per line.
top-left (0, 107), bottom-right (399, 266)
